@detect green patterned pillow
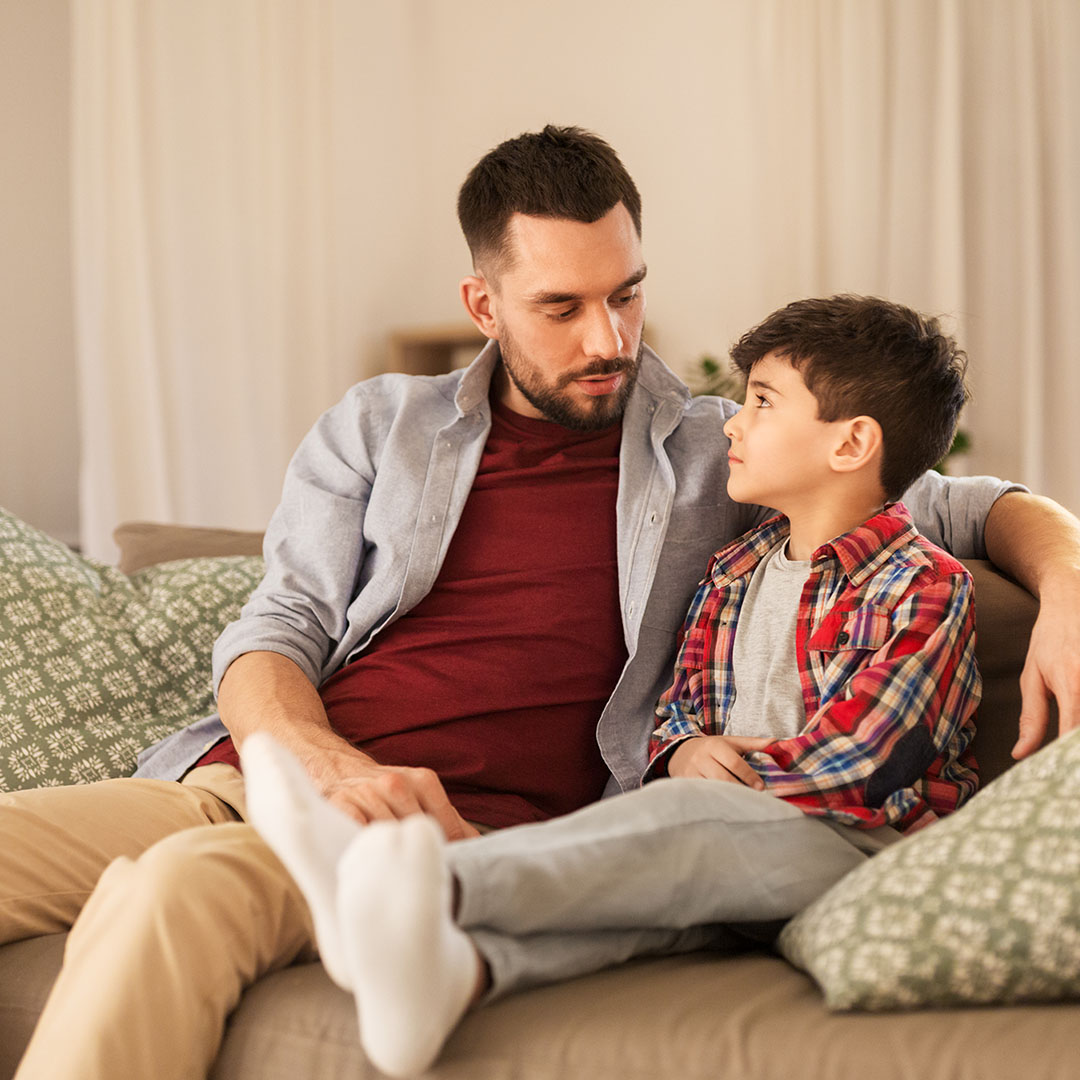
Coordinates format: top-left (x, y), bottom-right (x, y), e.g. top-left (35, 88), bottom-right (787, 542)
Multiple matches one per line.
top-left (779, 728), bottom-right (1080, 1009)
top-left (0, 507), bottom-right (263, 791)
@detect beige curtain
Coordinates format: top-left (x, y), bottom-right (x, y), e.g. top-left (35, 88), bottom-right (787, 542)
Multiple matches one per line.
top-left (72, 0), bottom-right (342, 560)
top-left (738, 0), bottom-right (1080, 510)
top-left (72, 1), bottom-right (1080, 560)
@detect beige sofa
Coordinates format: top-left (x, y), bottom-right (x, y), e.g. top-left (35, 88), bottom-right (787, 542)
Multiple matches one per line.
top-left (1, 524), bottom-right (1077, 1080)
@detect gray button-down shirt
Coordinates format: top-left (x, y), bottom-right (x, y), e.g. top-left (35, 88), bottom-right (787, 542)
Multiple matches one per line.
top-left (135, 343), bottom-right (1017, 792)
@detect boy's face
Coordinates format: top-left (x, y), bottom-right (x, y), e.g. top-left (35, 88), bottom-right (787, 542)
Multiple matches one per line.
top-left (723, 352), bottom-right (842, 511)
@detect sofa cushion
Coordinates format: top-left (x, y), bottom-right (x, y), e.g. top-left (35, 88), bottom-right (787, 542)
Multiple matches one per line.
top-left (0, 508), bottom-right (263, 791)
top-left (779, 728), bottom-right (1080, 1010)
top-left (4, 933), bottom-right (1080, 1080)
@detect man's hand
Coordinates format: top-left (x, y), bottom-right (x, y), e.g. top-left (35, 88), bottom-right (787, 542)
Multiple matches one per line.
top-left (318, 758), bottom-right (481, 840)
top-left (667, 735), bottom-right (774, 789)
top-left (1013, 566), bottom-right (1080, 759)
top-left (982, 492), bottom-right (1080, 760)
top-left (218, 652), bottom-right (480, 840)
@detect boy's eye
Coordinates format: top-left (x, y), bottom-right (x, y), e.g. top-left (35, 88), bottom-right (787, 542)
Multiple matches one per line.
top-left (756, 394), bottom-right (772, 408)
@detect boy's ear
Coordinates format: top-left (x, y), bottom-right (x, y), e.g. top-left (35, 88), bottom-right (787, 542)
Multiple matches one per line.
top-left (460, 275), bottom-right (499, 338)
top-left (829, 416), bottom-right (883, 475)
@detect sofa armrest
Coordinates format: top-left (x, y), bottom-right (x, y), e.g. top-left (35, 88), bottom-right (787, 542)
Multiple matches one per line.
top-left (112, 522), bottom-right (265, 574)
top-left (963, 559), bottom-right (1049, 784)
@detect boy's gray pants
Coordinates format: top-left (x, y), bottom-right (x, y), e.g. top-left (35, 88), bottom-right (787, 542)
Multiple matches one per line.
top-left (446, 778), bottom-right (897, 998)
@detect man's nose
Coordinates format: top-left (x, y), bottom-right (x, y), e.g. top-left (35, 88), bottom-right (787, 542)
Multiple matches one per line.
top-left (581, 306), bottom-right (624, 359)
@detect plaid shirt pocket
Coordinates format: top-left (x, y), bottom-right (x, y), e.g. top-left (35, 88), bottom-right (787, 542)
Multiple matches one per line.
top-left (807, 603), bottom-right (893, 655)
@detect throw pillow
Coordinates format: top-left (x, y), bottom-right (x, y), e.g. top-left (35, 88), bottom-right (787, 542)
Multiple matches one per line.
top-left (778, 727), bottom-right (1080, 1009)
top-left (0, 507), bottom-right (263, 791)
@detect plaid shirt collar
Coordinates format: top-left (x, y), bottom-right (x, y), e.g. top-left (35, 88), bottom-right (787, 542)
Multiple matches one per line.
top-left (709, 502), bottom-right (919, 589)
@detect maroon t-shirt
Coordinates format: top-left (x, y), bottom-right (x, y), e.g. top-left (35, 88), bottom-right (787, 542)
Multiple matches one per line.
top-left (199, 399), bottom-right (627, 828)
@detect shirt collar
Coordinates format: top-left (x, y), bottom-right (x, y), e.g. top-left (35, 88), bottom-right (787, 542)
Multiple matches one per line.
top-left (453, 340), bottom-right (501, 415)
top-left (708, 502), bottom-right (918, 588)
top-left (813, 502), bottom-right (919, 586)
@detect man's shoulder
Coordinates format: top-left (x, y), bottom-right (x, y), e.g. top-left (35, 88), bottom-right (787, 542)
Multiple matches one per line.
top-left (342, 368), bottom-right (466, 409)
top-left (866, 528), bottom-right (974, 607)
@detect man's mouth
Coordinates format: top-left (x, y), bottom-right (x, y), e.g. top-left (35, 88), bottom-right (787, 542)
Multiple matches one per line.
top-left (574, 372), bottom-right (625, 397)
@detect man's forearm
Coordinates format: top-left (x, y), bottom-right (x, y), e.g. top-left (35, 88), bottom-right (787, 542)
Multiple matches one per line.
top-left (983, 490), bottom-right (1080, 753)
top-left (983, 490), bottom-right (1080, 596)
top-left (217, 650), bottom-right (377, 790)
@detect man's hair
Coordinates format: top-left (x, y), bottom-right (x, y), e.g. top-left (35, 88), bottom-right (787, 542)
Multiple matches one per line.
top-left (730, 295), bottom-right (969, 500)
top-left (457, 125), bottom-right (641, 275)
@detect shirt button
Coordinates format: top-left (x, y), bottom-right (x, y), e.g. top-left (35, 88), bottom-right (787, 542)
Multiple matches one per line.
top-left (629, 601), bottom-right (636, 614)
top-left (837, 631), bottom-right (850, 644)
top-left (649, 511), bottom-right (657, 524)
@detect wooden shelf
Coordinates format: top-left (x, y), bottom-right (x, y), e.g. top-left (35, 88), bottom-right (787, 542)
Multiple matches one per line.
top-left (387, 323), bottom-right (488, 376)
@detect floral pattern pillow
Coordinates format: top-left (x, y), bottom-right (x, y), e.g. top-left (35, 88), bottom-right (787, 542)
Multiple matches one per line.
top-left (0, 508), bottom-right (263, 791)
top-left (779, 728), bottom-right (1080, 1009)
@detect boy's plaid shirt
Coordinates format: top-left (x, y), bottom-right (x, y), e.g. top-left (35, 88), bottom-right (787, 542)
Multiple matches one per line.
top-left (647, 503), bottom-right (981, 833)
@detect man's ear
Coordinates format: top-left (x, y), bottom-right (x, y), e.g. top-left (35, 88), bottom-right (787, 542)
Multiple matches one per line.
top-left (460, 275), bottom-right (498, 338)
top-left (830, 416), bottom-right (883, 474)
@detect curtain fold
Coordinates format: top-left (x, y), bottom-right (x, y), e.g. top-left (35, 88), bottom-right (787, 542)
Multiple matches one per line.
top-left (73, 0), bottom-right (339, 560)
top-left (72, 1), bottom-right (1080, 560)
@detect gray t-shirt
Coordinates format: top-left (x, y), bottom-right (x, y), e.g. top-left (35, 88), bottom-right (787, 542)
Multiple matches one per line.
top-left (725, 540), bottom-right (812, 741)
top-left (726, 537), bottom-right (902, 854)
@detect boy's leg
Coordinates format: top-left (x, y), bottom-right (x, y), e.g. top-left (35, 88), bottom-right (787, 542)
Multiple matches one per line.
top-left (449, 777), bottom-right (869, 939)
top-left (0, 767), bottom-right (241, 943)
top-left (13, 821), bottom-right (317, 1080)
top-left (470, 922), bottom-right (747, 1001)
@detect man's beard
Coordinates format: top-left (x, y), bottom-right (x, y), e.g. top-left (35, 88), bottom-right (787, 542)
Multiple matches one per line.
top-left (497, 329), bottom-right (642, 431)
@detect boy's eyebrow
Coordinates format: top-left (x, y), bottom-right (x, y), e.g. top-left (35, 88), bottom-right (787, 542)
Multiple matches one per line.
top-left (526, 265), bottom-right (648, 306)
top-left (747, 376), bottom-right (782, 396)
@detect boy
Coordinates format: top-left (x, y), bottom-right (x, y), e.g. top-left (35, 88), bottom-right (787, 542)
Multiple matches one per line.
top-left (243, 294), bottom-right (981, 1078)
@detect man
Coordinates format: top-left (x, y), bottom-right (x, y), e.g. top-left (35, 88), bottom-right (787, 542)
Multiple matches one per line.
top-left (7, 126), bottom-right (1080, 1080)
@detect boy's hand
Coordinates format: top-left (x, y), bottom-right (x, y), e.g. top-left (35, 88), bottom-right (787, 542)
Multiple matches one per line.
top-left (667, 735), bottom-right (774, 790)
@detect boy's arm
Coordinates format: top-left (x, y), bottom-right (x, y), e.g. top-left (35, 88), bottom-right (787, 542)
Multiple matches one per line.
top-left (745, 570), bottom-right (979, 822)
top-left (645, 578), bottom-right (719, 777)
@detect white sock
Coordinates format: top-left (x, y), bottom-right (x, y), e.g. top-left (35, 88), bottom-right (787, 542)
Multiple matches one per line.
top-left (336, 814), bottom-right (480, 1078)
top-left (240, 732), bottom-right (361, 989)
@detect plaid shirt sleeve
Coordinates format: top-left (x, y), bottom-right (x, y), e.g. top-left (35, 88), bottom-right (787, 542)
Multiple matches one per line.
top-left (647, 576), bottom-right (734, 775)
top-left (747, 567), bottom-right (980, 830)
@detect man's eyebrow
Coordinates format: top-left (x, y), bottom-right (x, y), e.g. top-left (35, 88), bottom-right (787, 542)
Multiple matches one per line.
top-left (526, 264), bottom-right (648, 306)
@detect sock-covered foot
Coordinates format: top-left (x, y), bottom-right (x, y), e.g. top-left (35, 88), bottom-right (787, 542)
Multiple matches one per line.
top-left (337, 814), bottom-right (480, 1078)
top-left (240, 732), bottom-right (361, 989)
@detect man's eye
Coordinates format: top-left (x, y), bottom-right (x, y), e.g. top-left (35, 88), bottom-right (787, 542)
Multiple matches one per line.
top-left (614, 290), bottom-right (638, 306)
top-left (550, 307), bottom-right (577, 321)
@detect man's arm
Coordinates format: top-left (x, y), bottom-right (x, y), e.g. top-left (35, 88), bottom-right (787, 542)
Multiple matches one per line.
top-left (218, 651), bottom-right (478, 840)
top-left (982, 491), bottom-right (1080, 758)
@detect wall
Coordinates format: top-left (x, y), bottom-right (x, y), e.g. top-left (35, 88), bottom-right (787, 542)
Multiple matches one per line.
top-left (0, 0), bottom-right (78, 546)
top-left (3, 1), bottom-right (1077, 549)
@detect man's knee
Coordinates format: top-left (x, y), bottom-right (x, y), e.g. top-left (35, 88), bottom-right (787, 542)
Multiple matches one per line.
top-left (103, 823), bottom-right (296, 921)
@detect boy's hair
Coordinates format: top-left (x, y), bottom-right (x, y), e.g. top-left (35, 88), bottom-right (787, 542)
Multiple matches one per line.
top-left (730, 295), bottom-right (969, 500)
top-left (457, 125), bottom-right (641, 277)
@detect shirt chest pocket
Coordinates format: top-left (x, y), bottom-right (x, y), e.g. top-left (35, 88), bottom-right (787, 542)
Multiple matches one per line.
top-left (807, 603), bottom-right (893, 657)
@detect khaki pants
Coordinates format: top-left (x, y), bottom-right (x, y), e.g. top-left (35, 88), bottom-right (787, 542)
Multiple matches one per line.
top-left (1, 765), bottom-right (316, 1080)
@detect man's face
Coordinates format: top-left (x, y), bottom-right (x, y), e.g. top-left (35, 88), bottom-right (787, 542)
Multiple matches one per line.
top-left (723, 351), bottom-right (841, 513)
top-left (481, 204), bottom-right (647, 430)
